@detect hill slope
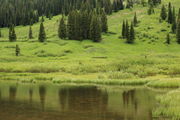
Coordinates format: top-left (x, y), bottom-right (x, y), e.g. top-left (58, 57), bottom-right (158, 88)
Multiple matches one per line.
top-left (0, 0), bottom-right (179, 83)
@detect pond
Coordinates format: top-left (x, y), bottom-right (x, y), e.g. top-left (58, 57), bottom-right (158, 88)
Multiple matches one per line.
top-left (0, 82), bottom-right (165, 120)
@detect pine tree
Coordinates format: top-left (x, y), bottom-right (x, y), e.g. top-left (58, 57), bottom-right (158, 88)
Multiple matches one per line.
top-left (104, 0), bottom-right (112, 15)
top-left (15, 44), bottom-right (20, 56)
top-left (113, 0), bottom-right (118, 12)
top-left (101, 10), bottom-right (108, 33)
top-left (160, 5), bottom-right (167, 20)
top-left (0, 29), bottom-right (1, 37)
top-left (58, 16), bottom-right (67, 39)
top-left (11, 26), bottom-right (17, 42)
top-left (171, 7), bottom-right (176, 33)
top-left (166, 33), bottom-right (170, 44)
top-left (125, 20), bottom-right (129, 40)
top-left (81, 10), bottom-right (89, 39)
top-left (122, 20), bottom-right (126, 38)
top-left (168, 2), bottom-right (173, 24)
top-left (67, 11), bottom-right (76, 40)
top-left (89, 14), bottom-right (102, 42)
top-left (38, 22), bottom-right (46, 42)
top-left (133, 12), bottom-right (138, 26)
top-left (41, 16), bottom-right (45, 22)
top-left (148, 4), bottom-right (155, 15)
top-left (29, 26), bottom-right (33, 39)
top-left (9, 25), bottom-right (16, 42)
top-left (177, 20), bottom-right (180, 44)
top-left (128, 22), bottom-right (135, 44)
top-left (178, 8), bottom-right (180, 21)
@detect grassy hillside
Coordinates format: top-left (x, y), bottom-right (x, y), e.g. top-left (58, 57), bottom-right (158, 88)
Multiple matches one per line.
top-left (0, 0), bottom-right (179, 84)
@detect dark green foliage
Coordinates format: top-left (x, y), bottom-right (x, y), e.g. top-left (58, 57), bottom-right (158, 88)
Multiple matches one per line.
top-left (125, 20), bottom-right (130, 40)
top-left (104, 0), bottom-right (112, 15)
top-left (122, 20), bottom-right (126, 38)
top-left (101, 10), bottom-right (108, 33)
top-left (58, 16), bottom-right (67, 39)
top-left (113, 0), bottom-right (124, 12)
top-left (0, 29), bottom-right (1, 37)
top-left (29, 26), bottom-right (33, 39)
top-left (141, 0), bottom-right (147, 7)
top-left (177, 20), bottom-right (180, 44)
top-left (15, 44), bottom-right (20, 56)
top-left (160, 5), bottom-right (167, 20)
top-left (168, 2), bottom-right (173, 24)
top-left (126, 0), bottom-right (134, 8)
top-left (38, 22), bottom-right (46, 42)
top-left (148, 0), bottom-right (161, 6)
top-left (178, 8), bottom-right (180, 20)
top-left (166, 33), bottom-right (170, 44)
top-left (133, 12), bottom-right (138, 26)
top-left (81, 10), bottom-right (89, 39)
top-left (41, 16), bottom-right (45, 22)
top-left (67, 11), bottom-right (75, 40)
top-left (9, 25), bottom-right (16, 42)
top-left (148, 4), bottom-right (155, 15)
top-left (89, 13), bottom-right (102, 42)
top-left (128, 22), bottom-right (135, 44)
top-left (0, 0), bottom-right (121, 28)
top-left (171, 7), bottom-right (176, 33)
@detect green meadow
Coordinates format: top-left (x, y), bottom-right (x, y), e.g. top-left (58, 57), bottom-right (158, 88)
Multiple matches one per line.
top-left (0, 0), bottom-right (180, 119)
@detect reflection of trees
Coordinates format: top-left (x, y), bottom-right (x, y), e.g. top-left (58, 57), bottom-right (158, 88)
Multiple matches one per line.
top-left (29, 88), bottom-right (33, 103)
top-left (0, 90), bottom-right (1, 99)
top-left (9, 86), bottom-right (17, 102)
top-left (122, 89), bottom-right (138, 112)
top-left (39, 86), bottom-right (46, 111)
top-left (58, 88), bottom-right (68, 111)
top-left (58, 86), bottom-right (108, 113)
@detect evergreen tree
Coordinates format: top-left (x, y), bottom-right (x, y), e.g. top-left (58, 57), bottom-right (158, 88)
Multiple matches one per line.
top-left (133, 12), bottom-right (138, 26)
top-left (168, 2), bottom-right (173, 24)
top-left (141, 0), bottom-right (146, 7)
top-left (128, 22), bottom-right (135, 44)
top-left (38, 22), bottom-right (46, 42)
top-left (0, 29), bottom-right (1, 38)
top-left (29, 26), bottom-right (33, 39)
top-left (177, 20), bottom-right (180, 44)
top-left (166, 33), bottom-right (170, 44)
top-left (15, 44), bottom-right (20, 56)
top-left (89, 14), bottom-right (102, 42)
top-left (81, 10), bottom-right (89, 39)
top-left (122, 20), bottom-right (126, 38)
top-left (41, 16), bottom-right (45, 22)
top-left (58, 16), bottom-right (67, 39)
top-left (172, 7), bottom-right (176, 33)
top-left (178, 8), bottom-right (180, 21)
top-left (160, 5), bottom-right (167, 20)
top-left (148, 4), bottom-right (155, 15)
top-left (9, 25), bottom-right (16, 42)
top-left (104, 0), bottom-right (112, 15)
top-left (113, 0), bottom-right (118, 12)
top-left (67, 11), bottom-right (75, 40)
top-left (125, 20), bottom-right (129, 40)
top-left (101, 10), bottom-right (108, 33)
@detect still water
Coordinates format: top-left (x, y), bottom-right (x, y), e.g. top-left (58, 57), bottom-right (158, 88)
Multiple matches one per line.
top-left (0, 82), bottom-right (164, 120)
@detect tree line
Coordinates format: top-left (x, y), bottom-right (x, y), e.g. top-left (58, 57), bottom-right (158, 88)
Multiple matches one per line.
top-left (0, 0), bottom-right (125, 28)
top-left (160, 2), bottom-right (180, 44)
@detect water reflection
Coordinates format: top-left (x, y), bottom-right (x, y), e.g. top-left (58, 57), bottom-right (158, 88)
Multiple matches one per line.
top-left (29, 88), bottom-right (33, 103)
top-left (0, 83), bottom-right (163, 120)
top-left (58, 88), bottom-right (68, 111)
top-left (39, 86), bottom-right (46, 111)
top-left (58, 86), bottom-right (108, 113)
top-left (9, 86), bottom-right (17, 102)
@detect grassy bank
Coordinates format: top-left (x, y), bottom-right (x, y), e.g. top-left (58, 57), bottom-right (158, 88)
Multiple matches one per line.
top-left (153, 89), bottom-right (180, 120)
